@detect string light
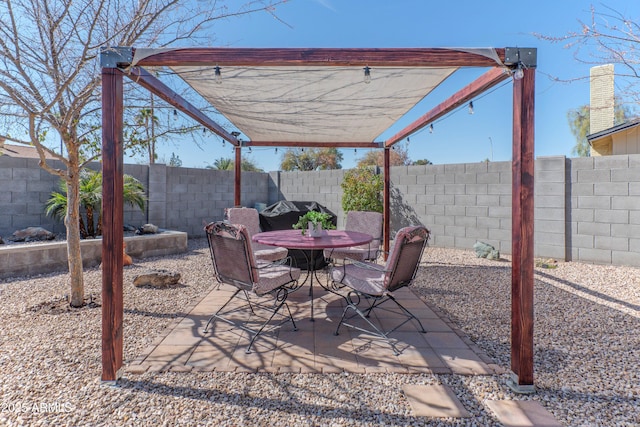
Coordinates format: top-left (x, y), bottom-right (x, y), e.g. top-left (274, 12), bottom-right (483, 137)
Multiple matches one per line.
top-left (214, 66), bottom-right (222, 84)
top-left (173, 109), bottom-right (178, 120)
top-left (468, 101), bottom-right (474, 115)
top-left (429, 124), bottom-right (434, 133)
top-left (514, 67), bottom-right (524, 80)
top-left (275, 147), bottom-right (278, 154)
top-left (363, 66), bottom-right (371, 84)
top-left (202, 127), bottom-right (207, 134)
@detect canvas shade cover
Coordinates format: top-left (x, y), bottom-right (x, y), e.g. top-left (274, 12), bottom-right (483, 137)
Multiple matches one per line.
top-left (169, 65), bottom-right (457, 143)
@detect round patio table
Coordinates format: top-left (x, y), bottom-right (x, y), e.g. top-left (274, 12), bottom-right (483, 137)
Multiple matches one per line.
top-left (253, 229), bottom-right (372, 321)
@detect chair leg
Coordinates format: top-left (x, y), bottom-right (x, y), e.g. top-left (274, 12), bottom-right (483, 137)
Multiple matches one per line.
top-left (385, 294), bottom-right (427, 333)
top-left (334, 303), bottom-right (401, 356)
top-left (203, 288), bottom-right (242, 333)
top-left (204, 286), bottom-right (298, 354)
top-left (246, 299), bottom-right (294, 354)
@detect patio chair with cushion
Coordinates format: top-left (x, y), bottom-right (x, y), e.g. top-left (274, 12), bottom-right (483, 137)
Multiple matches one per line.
top-left (226, 207), bottom-right (289, 262)
top-left (329, 225), bottom-right (430, 355)
top-left (204, 221), bottom-right (302, 353)
top-left (323, 210), bottom-right (383, 263)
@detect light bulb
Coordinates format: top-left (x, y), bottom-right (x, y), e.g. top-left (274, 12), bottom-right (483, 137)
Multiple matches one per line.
top-left (429, 124), bottom-right (434, 133)
top-left (214, 66), bottom-right (222, 84)
top-left (514, 68), bottom-right (524, 80)
top-left (468, 101), bottom-right (474, 115)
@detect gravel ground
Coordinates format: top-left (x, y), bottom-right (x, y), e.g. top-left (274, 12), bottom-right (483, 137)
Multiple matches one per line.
top-left (1, 238), bottom-right (638, 426)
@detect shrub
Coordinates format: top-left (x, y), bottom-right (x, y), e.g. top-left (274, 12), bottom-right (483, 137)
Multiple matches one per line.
top-left (341, 167), bottom-right (383, 213)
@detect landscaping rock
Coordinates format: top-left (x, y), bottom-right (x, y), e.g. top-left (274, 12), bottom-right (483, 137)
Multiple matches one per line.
top-left (6, 226), bottom-right (56, 242)
top-left (133, 269), bottom-right (181, 287)
top-left (473, 241), bottom-right (500, 260)
top-left (136, 223), bottom-right (159, 235)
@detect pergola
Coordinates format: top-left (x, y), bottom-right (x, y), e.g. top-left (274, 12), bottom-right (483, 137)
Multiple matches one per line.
top-left (100, 47), bottom-right (536, 392)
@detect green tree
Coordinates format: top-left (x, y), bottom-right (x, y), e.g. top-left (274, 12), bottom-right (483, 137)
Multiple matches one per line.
top-left (568, 102), bottom-right (631, 157)
top-left (341, 168), bottom-right (384, 213)
top-left (356, 145), bottom-right (411, 168)
top-left (46, 170), bottom-right (146, 239)
top-left (280, 148), bottom-right (343, 171)
top-left (169, 152), bottom-right (182, 167)
top-left (0, 0), bottom-right (286, 307)
top-left (209, 157), bottom-right (234, 170)
top-left (130, 106), bottom-right (160, 165)
top-left (567, 105), bottom-right (592, 157)
top-left (206, 157), bottom-right (264, 172)
top-left (412, 159), bottom-right (433, 165)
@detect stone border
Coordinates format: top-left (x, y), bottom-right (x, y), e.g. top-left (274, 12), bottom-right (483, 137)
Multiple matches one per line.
top-left (0, 230), bottom-right (188, 279)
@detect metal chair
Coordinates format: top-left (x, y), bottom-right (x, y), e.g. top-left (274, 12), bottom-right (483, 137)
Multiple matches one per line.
top-left (329, 225), bottom-right (430, 355)
top-left (323, 211), bottom-right (383, 263)
top-left (226, 207), bottom-right (289, 262)
top-left (204, 221), bottom-right (302, 353)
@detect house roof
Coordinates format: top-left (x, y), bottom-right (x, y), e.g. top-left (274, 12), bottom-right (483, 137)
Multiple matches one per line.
top-left (587, 117), bottom-right (640, 142)
top-left (0, 143), bottom-right (56, 159)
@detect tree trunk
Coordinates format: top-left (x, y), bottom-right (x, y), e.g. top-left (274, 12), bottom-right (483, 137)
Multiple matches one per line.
top-left (86, 206), bottom-right (95, 237)
top-left (65, 172), bottom-right (85, 307)
top-left (79, 215), bottom-right (88, 239)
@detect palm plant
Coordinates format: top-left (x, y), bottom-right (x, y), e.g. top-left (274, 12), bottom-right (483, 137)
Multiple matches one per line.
top-left (46, 170), bottom-right (146, 238)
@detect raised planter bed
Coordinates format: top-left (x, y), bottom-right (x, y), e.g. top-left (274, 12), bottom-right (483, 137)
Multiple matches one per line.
top-left (0, 230), bottom-right (188, 279)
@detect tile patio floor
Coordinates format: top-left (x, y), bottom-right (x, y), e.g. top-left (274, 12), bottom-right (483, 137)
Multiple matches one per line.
top-left (129, 278), bottom-right (503, 375)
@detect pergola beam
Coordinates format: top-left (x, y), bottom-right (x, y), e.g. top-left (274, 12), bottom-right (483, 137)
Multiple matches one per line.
top-left (125, 67), bottom-right (240, 146)
top-left (135, 47), bottom-right (505, 68)
top-left (385, 67), bottom-right (510, 147)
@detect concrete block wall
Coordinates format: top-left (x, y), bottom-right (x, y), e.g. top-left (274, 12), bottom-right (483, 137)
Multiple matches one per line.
top-left (2, 154), bottom-right (640, 266)
top-left (0, 156), bottom-right (151, 238)
top-left (160, 166), bottom-right (270, 236)
top-left (534, 156), bottom-right (567, 260)
top-left (274, 169), bottom-right (346, 227)
top-left (0, 156), bottom-right (66, 237)
top-left (389, 161), bottom-right (514, 252)
top-left (569, 154), bottom-right (640, 266)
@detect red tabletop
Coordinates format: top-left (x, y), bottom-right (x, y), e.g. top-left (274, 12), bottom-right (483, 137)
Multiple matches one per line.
top-left (253, 229), bottom-right (372, 250)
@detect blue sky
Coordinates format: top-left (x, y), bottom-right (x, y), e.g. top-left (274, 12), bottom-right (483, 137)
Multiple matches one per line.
top-left (150, 0), bottom-right (638, 171)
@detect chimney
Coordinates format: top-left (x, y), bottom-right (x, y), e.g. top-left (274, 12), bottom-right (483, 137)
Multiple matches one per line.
top-left (590, 64), bottom-right (615, 134)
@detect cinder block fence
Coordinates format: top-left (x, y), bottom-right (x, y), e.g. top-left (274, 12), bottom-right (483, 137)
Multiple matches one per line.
top-left (1, 154), bottom-right (639, 267)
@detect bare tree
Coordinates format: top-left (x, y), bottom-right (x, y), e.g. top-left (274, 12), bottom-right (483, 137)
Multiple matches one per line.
top-left (537, 5), bottom-right (639, 107)
top-left (0, 0), bottom-right (288, 307)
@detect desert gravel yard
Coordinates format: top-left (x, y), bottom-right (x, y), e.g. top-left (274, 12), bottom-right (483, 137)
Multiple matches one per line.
top-left (1, 237), bottom-right (639, 426)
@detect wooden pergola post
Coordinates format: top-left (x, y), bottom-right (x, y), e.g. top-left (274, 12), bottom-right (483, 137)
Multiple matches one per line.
top-left (234, 145), bottom-right (242, 206)
top-left (101, 66), bottom-right (124, 383)
top-left (383, 147), bottom-right (391, 257)
top-left (509, 66), bottom-right (536, 392)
